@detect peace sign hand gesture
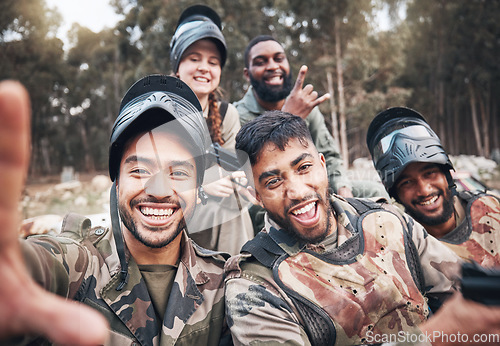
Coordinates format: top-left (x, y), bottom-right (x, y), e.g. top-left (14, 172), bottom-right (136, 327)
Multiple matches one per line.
top-left (281, 65), bottom-right (330, 119)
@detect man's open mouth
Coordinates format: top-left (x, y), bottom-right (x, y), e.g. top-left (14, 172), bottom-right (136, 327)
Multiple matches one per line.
top-left (417, 195), bottom-right (439, 206)
top-left (289, 200), bottom-right (319, 227)
top-left (264, 73), bottom-right (283, 85)
top-left (140, 206), bottom-right (176, 220)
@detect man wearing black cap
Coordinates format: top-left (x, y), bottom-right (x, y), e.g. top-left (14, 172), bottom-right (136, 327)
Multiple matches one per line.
top-left (0, 76), bottom-right (232, 345)
top-left (367, 107), bottom-right (500, 267)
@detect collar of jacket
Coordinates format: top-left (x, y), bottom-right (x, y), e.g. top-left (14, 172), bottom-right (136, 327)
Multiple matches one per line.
top-left (242, 86), bottom-right (266, 115)
top-left (100, 230), bottom-right (213, 344)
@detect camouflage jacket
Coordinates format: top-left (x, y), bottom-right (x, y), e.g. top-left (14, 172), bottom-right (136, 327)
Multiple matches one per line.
top-left (224, 196), bottom-right (461, 346)
top-left (440, 191), bottom-right (500, 267)
top-left (20, 213), bottom-right (231, 346)
top-left (234, 87), bottom-right (351, 192)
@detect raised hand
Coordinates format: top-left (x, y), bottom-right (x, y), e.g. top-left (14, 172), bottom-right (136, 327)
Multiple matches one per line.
top-left (0, 81), bottom-right (109, 345)
top-left (281, 65), bottom-right (330, 119)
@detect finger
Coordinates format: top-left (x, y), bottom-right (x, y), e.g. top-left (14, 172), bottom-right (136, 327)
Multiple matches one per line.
top-left (0, 81), bottom-right (30, 167)
top-left (214, 183), bottom-right (234, 196)
top-left (240, 187), bottom-right (259, 205)
top-left (293, 65), bottom-right (308, 90)
top-left (219, 176), bottom-right (235, 188)
top-left (230, 171), bottom-right (247, 179)
top-left (27, 282), bottom-right (109, 345)
top-left (0, 81), bottom-right (31, 244)
top-left (312, 93), bottom-right (331, 106)
top-left (0, 244), bottom-right (109, 344)
top-left (303, 84), bottom-right (314, 95)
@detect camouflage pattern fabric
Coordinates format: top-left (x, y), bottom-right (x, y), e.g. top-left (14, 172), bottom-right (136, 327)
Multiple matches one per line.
top-left (440, 192), bottom-right (500, 267)
top-left (19, 213), bottom-right (230, 346)
top-left (224, 196), bottom-right (462, 346)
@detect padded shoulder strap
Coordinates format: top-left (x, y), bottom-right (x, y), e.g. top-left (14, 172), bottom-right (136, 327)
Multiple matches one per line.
top-left (347, 198), bottom-right (426, 294)
top-left (219, 101), bottom-right (228, 121)
top-left (380, 204), bottom-right (426, 294)
top-left (458, 190), bottom-right (479, 201)
top-left (241, 231), bottom-right (285, 268)
top-left (60, 213), bottom-right (92, 239)
top-left (345, 197), bottom-right (384, 214)
top-left (243, 232), bottom-right (336, 345)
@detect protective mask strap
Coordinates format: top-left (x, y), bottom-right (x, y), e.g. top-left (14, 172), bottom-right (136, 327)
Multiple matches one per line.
top-left (110, 182), bottom-right (129, 291)
top-left (198, 185), bottom-right (208, 205)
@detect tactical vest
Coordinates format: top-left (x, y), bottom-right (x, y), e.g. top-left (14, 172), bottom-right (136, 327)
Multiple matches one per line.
top-left (440, 191), bottom-right (500, 267)
top-left (242, 198), bottom-right (428, 346)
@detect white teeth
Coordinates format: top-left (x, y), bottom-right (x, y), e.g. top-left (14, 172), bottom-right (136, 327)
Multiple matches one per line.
top-left (268, 76), bottom-right (281, 82)
top-left (419, 195), bottom-right (438, 206)
top-left (292, 202), bottom-right (315, 216)
top-left (141, 207), bottom-right (174, 218)
top-left (194, 77), bottom-right (209, 83)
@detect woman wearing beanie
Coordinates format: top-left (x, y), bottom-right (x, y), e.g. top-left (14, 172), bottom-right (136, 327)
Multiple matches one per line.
top-left (170, 4), bottom-right (253, 255)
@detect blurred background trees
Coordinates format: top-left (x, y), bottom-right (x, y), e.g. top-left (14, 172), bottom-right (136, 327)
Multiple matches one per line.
top-left (1, 0), bottom-right (499, 176)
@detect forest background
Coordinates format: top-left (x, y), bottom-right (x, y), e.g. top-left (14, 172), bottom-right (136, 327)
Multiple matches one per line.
top-left (1, 0), bottom-right (499, 179)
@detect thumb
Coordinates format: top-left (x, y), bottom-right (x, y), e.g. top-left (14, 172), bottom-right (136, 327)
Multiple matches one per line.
top-left (0, 246), bottom-right (109, 345)
top-left (29, 286), bottom-right (110, 345)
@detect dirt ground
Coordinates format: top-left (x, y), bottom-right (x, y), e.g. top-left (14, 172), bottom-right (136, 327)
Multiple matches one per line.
top-left (22, 171), bottom-right (111, 219)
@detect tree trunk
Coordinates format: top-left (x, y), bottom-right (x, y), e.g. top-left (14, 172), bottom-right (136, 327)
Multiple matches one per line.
top-left (334, 15), bottom-right (349, 168)
top-left (79, 117), bottom-right (95, 173)
top-left (326, 70), bottom-right (340, 148)
top-left (438, 81), bottom-right (445, 146)
top-left (478, 83), bottom-right (490, 157)
top-left (492, 101), bottom-right (499, 151)
top-left (468, 84), bottom-right (484, 156)
top-left (452, 98), bottom-right (459, 154)
top-left (113, 46), bottom-right (121, 130)
top-left (41, 137), bottom-right (51, 174)
top-left (436, 1), bottom-right (446, 146)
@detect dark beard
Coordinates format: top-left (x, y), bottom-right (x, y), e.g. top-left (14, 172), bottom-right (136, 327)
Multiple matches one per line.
top-left (119, 197), bottom-right (186, 249)
top-left (249, 70), bottom-right (294, 103)
top-left (266, 190), bottom-right (333, 244)
top-left (405, 189), bottom-right (455, 227)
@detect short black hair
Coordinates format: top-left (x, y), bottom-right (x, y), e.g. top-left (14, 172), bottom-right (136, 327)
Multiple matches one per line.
top-left (236, 110), bottom-right (313, 166)
top-left (244, 35), bottom-right (281, 68)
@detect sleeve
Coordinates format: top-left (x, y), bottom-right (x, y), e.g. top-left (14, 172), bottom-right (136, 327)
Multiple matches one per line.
top-left (306, 107), bottom-right (352, 192)
top-left (407, 215), bottom-right (462, 298)
top-left (225, 261), bottom-right (311, 346)
top-left (21, 235), bottom-right (89, 298)
top-left (220, 103), bottom-right (241, 151)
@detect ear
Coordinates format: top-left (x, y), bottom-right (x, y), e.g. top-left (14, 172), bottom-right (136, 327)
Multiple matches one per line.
top-left (243, 68), bottom-right (250, 82)
top-left (319, 153), bottom-right (327, 170)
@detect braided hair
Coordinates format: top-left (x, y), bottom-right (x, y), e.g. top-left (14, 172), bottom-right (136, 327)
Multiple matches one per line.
top-left (207, 90), bottom-right (225, 145)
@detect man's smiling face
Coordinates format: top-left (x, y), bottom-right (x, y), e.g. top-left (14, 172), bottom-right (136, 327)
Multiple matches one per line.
top-left (395, 162), bottom-right (454, 227)
top-left (252, 137), bottom-right (334, 243)
top-left (117, 128), bottom-right (198, 249)
top-left (245, 40), bottom-right (294, 103)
